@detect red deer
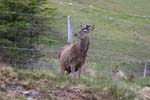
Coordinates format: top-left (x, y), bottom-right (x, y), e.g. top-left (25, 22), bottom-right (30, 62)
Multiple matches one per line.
top-left (58, 24), bottom-right (94, 78)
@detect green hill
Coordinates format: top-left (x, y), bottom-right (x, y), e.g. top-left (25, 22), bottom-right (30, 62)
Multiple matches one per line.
top-left (0, 1), bottom-right (150, 99)
top-left (49, 0), bottom-right (150, 75)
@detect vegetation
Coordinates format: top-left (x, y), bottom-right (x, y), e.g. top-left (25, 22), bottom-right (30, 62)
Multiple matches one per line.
top-left (50, 0), bottom-right (150, 64)
top-left (0, 0), bottom-right (150, 99)
top-left (0, 66), bottom-right (144, 100)
top-left (0, 0), bottom-right (56, 66)
top-left (49, 0), bottom-right (150, 78)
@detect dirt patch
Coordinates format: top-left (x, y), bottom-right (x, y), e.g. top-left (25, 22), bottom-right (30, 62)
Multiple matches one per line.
top-left (1, 82), bottom-right (53, 99)
top-left (0, 66), bottom-right (115, 100)
top-left (52, 87), bottom-right (114, 100)
top-left (1, 84), bottom-right (114, 100)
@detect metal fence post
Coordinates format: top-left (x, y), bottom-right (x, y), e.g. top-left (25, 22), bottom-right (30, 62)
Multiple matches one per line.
top-left (67, 16), bottom-right (73, 44)
top-left (143, 62), bottom-right (147, 78)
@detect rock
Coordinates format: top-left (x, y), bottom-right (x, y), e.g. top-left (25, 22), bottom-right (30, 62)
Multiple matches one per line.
top-left (89, 5), bottom-right (94, 8)
top-left (30, 90), bottom-right (39, 96)
top-left (109, 16), bottom-right (113, 20)
top-left (27, 97), bottom-right (34, 100)
top-left (22, 91), bottom-right (30, 95)
top-left (108, 16), bottom-right (114, 22)
top-left (68, 3), bottom-right (73, 6)
top-left (136, 87), bottom-right (150, 100)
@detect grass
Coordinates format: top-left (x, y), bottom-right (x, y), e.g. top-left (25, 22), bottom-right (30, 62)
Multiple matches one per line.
top-left (39, 1), bottom-right (150, 98)
top-left (0, 66), bottom-right (147, 99)
top-left (31, 0), bottom-right (150, 99)
top-left (47, 0), bottom-right (150, 78)
top-left (1, 0), bottom-right (150, 99)
top-left (50, 0), bottom-right (150, 57)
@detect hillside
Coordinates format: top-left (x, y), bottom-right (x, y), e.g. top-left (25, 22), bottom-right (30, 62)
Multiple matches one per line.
top-left (0, 0), bottom-right (150, 99)
top-left (49, 0), bottom-right (150, 76)
top-left (0, 65), bottom-right (146, 100)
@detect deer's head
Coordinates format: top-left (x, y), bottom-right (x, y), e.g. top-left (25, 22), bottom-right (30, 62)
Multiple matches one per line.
top-left (74, 24), bottom-right (94, 40)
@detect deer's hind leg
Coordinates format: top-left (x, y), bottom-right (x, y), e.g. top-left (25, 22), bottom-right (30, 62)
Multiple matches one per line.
top-left (70, 64), bottom-right (76, 78)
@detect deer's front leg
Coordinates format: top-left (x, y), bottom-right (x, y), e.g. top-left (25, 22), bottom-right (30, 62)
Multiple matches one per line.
top-left (77, 67), bottom-right (82, 79)
top-left (70, 64), bottom-right (76, 77)
top-left (60, 65), bottom-right (65, 77)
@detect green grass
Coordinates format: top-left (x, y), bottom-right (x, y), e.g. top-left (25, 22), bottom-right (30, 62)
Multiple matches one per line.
top-left (6, 0), bottom-right (147, 99)
top-left (48, 0), bottom-right (150, 77)
top-left (1, 0), bottom-right (150, 99)
top-left (2, 66), bottom-right (149, 99)
top-left (41, 2), bottom-right (150, 99)
top-left (50, 0), bottom-right (150, 56)
top-left (47, 0), bottom-right (150, 84)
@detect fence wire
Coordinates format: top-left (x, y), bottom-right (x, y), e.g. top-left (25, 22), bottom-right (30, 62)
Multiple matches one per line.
top-left (0, 11), bottom-right (150, 78)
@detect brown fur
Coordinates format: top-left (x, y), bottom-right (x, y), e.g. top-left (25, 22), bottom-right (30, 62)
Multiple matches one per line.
top-left (59, 44), bottom-right (87, 73)
top-left (58, 24), bottom-right (94, 78)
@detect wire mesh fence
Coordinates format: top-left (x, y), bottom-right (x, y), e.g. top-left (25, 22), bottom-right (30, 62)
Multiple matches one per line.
top-left (0, 11), bottom-right (54, 68)
top-left (0, 11), bottom-right (150, 79)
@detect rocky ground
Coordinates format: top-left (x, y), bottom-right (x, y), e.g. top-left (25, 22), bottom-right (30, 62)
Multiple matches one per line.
top-left (0, 65), bottom-right (114, 100)
top-left (1, 81), bottom-right (112, 100)
top-left (1, 65), bottom-right (149, 100)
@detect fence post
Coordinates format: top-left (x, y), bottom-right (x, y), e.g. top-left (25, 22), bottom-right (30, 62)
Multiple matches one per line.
top-left (143, 62), bottom-right (147, 78)
top-left (67, 16), bottom-right (73, 44)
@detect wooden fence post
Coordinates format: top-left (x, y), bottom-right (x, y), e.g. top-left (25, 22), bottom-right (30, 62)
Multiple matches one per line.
top-left (67, 16), bottom-right (73, 44)
top-left (143, 62), bottom-right (147, 78)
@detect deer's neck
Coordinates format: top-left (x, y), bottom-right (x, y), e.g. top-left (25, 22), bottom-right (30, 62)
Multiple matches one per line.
top-left (80, 38), bottom-right (89, 55)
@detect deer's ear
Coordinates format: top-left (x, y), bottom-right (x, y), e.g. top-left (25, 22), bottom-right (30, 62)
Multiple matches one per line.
top-left (90, 25), bottom-right (94, 31)
top-left (80, 24), bottom-right (85, 29)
